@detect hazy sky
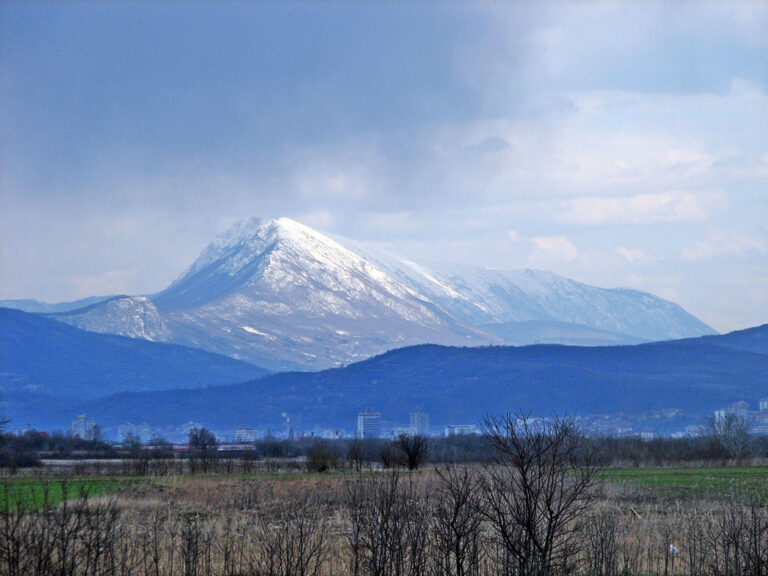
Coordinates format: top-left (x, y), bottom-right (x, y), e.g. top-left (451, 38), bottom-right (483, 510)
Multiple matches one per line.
top-left (1, 1), bottom-right (767, 332)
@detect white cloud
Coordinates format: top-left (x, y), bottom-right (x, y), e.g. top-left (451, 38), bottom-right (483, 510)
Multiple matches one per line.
top-left (558, 191), bottom-right (726, 225)
top-left (296, 211), bottom-right (336, 230)
top-left (360, 211), bottom-right (414, 233)
top-left (615, 247), bottom-right (660, 264)
top-left (681, 230), bottom-right (767, 261)
top-left (507, 230), bottom-right (519, 242)
top-left (528, 235), bottom-right (578, 262)
top-left (296, 169), bottom-right (370, 200)
top-left (623, 273), bottom-right (682, 302)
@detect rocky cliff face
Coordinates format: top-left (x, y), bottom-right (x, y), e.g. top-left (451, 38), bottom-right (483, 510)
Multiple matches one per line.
top-left (51, 296), bottom-right (172, 342)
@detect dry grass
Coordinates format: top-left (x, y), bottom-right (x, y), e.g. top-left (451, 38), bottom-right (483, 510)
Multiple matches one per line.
top-left (1, 464), bottom-right (766, 575)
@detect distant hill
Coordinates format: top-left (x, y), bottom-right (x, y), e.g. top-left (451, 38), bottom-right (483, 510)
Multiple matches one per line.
top-left (37, 324), bottom-right (768, 433)
top-left (0, 296), bottom-right (113, 314)
top-left (683, 324), bottom-right (768, 356)
top-left (0, 308), bottom-right (270, 426)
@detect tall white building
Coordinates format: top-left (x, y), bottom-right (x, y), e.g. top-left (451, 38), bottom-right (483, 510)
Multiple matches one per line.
top-left (410, 411), bottom-right (430, 436)
top-left (357, 411), bottom-right (382, 439)
top-left (70, 414), bottom-right (97, 440)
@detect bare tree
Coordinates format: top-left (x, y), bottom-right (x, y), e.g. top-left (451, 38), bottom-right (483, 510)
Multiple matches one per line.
top-left (343, 469), bottom-right (431, 576)
top-left (306, 440), bottom-right (337, 473)
top-left (709, 413), bottom-right (754, 461)
top-left (188, 427), bottom-right (218, 473)
top-left (479, 413), bottom-right (598, 576)
top-left (393, 434), bottom-right (429, 470)
top-left (346, 439), bottom-right (366, 471)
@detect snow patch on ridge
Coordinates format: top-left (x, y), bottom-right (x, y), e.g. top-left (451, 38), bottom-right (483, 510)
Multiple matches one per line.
top-left (240, 325), bottom-right (272, 339)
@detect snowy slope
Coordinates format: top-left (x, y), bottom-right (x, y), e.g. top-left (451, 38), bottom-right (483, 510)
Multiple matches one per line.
top-left (332, 238), bottom-right (714, 341)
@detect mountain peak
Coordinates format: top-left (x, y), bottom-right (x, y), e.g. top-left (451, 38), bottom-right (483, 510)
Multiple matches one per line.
top-left (239, 216), bottom-right (317, 239)
top-left (155, 217), bottom-right (430, 321)
top-left (271, 216), bottom-right (310, 233)
top-left (262, 217), bottom-right (341, 252)
top-left (175, 217), bottom-right (324, 282)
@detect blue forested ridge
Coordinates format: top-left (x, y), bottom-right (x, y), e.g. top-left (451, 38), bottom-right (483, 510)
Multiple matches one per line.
top-left (0, 308), bottom-right (270, 423)
top-left (11, 319), bottom-right (766, 432)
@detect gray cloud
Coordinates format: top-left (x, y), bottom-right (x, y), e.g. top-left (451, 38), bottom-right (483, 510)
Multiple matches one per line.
top-left (1, 1), bottom-right (767, 332)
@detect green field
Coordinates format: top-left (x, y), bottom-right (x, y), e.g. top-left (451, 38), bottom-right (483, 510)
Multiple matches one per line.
top-left (2, 465), bottom-right (766, 512)
top-left (0, 470), bottom-right (345, 511)
top-left (0, 477), bottom-right (132, 511)
top-left (599, 466), bottom-right (768, 498)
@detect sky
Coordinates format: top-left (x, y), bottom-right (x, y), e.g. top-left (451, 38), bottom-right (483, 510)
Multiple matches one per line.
top-left (1, 1), bottom-right (766, 332)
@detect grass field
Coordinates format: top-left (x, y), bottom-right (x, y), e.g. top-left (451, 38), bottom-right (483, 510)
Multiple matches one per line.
top-left (0, 469), bottom-right (351, 511)
top-left (2, 465), bottom-right (766, 511)
top-left (0, 477), bottom-right (133, 511)
top-left (2, 464), bottom-right (767, 575)
top-left (599, 466), bottom-right (768, 498)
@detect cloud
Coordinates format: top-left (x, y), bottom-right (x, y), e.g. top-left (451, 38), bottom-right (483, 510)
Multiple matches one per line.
top-left (296, 169), bottom-right (371, 200)
top-left (681, 230), bottom-right (767, 261)
top-left (69, 269), bottom-right (138, 298)
top-left (463, 136), bottom-right (511, 154)
top-left (2, 3), bottom-right (767, 330)
top-left (528, 235), bottom-right (578, 262)
top-left (614, 246), bottom-right (661, 264)
top-left (557, 191), bottom-right (725, 225)
top-left (360, 211), bottom-right (414, 234)
top-left (296, 211), bottom-right (336, 230)
top-left (623, 273), bottom-right (682, 302)
top-left (485, 2), bottom-right (768, 95)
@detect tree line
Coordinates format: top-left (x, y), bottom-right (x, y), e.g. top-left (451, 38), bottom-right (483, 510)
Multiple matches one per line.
top-left (2, 417), bottom-right (767, 473)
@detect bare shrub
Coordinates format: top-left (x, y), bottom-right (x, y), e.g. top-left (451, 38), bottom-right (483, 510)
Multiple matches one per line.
top-left (344, 469), bottom-right (431, 576)
top-left (743, 496), bottom-right (768, 576)
top-left (0, 480), bottom-right (123, 576)
top-left (431, 464), bottom-right (484, 576)
top-left (480, 413), bottom-right (598, 576)
top-left (703, 494), bottom-right (768, 576)
top-left (681, 506), bottom-right (710, 576)
top-left (583, 510), bottom-right (620, 576)
top-left (4, 457), bottom-right (768, 576)
top-left (249, 493), bottom-right (329, 576)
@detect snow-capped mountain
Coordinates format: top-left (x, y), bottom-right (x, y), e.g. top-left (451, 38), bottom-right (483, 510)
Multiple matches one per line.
top-left (50, 217), bottom-right (716, 370)
top-left (146, 217), bottom-right (484, 369)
